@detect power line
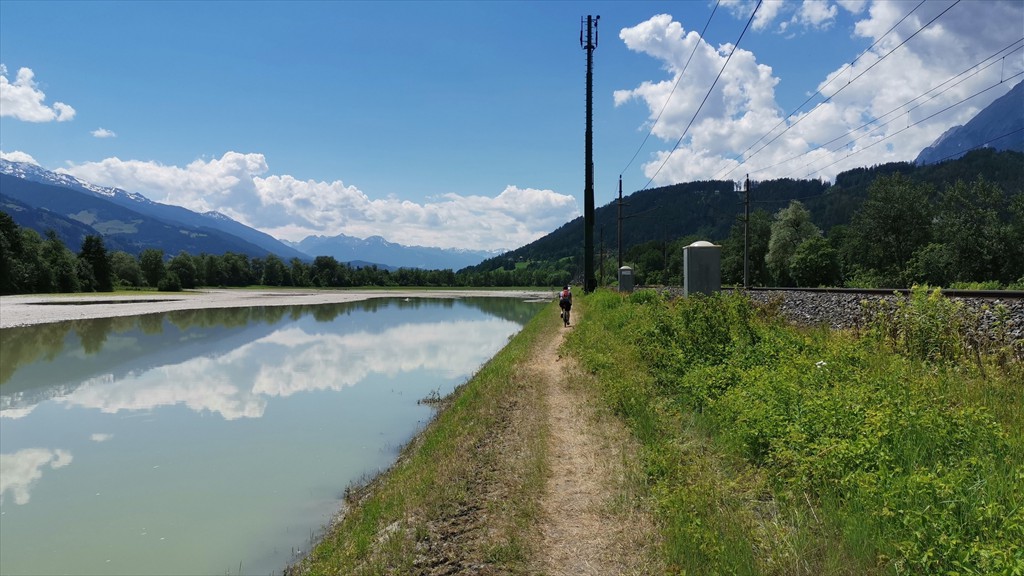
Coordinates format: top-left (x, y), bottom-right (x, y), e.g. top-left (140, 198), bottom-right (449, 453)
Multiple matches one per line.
top-left (799, 71), bottom-right (1024, 179)
top-left (641, 0), bottom-right (763, 190)
top-left (620, 0), bottom-right (721, 177)
top-left (714, 0), bottom-right (928, 181)
top-left (753, 40), bottom-right (1024, 180)
top-left (717, 0), bottom-right (962, 181)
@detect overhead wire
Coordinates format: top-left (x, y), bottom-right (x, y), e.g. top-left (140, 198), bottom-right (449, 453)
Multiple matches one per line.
top-left (798, 72), bottom-right (1024, 179)
top-left (640, 0), bottom-right (763, 190)
top-left (750, 40), bottom-right (1024, 180)
top-left (716, 0), bottom-right (963, 181)
top-left (619, 0), bottom-right (721, 178)
top-left (713, 0), bottom-right (927, 181)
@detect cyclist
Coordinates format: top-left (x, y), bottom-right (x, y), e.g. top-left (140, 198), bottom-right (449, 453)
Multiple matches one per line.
top-left (558, 285), bottom-right (572, 326)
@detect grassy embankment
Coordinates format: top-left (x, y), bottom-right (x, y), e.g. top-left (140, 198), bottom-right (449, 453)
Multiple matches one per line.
top-left (289, 302), bottom-right (559, 574)
top-left (566, 287), bottom-right (1023, 575)
top-left (289, 287), bottom-right (1021, 574)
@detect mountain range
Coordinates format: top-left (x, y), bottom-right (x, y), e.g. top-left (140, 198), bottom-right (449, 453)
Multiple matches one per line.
top-left (0, 160), bottom-right (498, 269)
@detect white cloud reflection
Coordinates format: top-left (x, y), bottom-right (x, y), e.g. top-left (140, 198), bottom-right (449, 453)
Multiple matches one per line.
top-left (46, 317), bottom-right (517, 421)
top-left (0, 448), bottom-right (73, 505)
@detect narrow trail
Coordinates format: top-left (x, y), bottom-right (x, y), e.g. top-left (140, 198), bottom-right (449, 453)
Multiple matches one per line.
top-left (527, 309), bottom-right (655, 575)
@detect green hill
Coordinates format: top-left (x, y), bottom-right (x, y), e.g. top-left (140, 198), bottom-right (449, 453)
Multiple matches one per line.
top-left (463, 148), bottom-right (1023, 289)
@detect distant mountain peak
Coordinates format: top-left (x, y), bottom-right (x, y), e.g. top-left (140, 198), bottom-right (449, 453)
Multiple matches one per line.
top-left (916, 81), bottom-right (1024, 165)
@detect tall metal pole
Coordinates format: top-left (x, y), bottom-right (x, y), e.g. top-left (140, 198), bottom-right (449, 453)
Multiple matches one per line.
top-left (582, 14), bottom-right (599, 293)
top-left (743, 175), bottom-right (750, 289)
top-left (617, 174), bottom-right (623, 271)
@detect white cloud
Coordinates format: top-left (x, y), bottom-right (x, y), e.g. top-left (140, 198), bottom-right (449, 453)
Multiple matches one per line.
top-left (0, 448), bottom-right (73, 505)
top-left (0, 65), bottom-right (76, 122)
top-left (91, 127), bottom-right (116, 138)
top-left (794, 0), bottom-right (838, 29)
top-left (0, 150), bottom-right (39, 165)
top-left (59, 152), bottom-right (579, 251)
top-left (614, 2), bottom-right (1024, 185)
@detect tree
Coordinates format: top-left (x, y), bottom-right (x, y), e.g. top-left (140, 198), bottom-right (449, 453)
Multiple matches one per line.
top-left (110, 251), bottom-right (143, 287)
top-left (41, 230), bottom-right (80, 293)
top-left (933, 178), bottom-right (1007, 284)
top-left (78, 235), bottom-right (113, 292)
top-left (167, 251), bottom-right (198, 289)
top-left (789, 236), bottom-right (841, 287)
top-left (139, 249), bottom-right (166, 288)
top-left (0, 211), bottom-right (27, 293)
top-left (845, 174), bottom-right (932, 287)
top-left (261, 254), bottom-right (288, 286)
top-left (765, 201), bottom-right (820, 286)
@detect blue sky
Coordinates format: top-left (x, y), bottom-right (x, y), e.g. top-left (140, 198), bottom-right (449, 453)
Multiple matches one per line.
top-left (2, 1), bottom-right (1022, 251)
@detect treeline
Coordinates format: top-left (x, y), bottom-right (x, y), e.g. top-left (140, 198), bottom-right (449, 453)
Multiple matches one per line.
top-left (0, 211), bottom-right (565, 294)
top-left (607, 174), bottom-right (1024, 289)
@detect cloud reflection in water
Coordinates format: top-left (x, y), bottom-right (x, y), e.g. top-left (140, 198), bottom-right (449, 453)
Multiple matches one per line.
top-left (47, 317), bottom-right (516, 420)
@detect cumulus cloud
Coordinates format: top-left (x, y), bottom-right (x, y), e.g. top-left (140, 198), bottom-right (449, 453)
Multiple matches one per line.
top-left (0, 150), bottom-right (39, 165)
top-left (0, 65), bottom-right (76, 122)
top-left (91, 127), bottom-right (116, 138)
top-left (0, 448), bottom-right (73, 505)
top-left (615, 1), bottom-right (1024, 185)
top-left (60, 152), bottom-right (579, 251)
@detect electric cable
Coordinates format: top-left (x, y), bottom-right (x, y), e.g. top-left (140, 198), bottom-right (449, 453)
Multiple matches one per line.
top-left (716, 0), bottom-right (962, 181)
top-left (620, 0), bottom-right (721, 177)
top-left (713, 0), bottom-right (927, 181)
top-left (751, 40), bottom-right (1024, 180)
top-left (640, 0), bottom-right (762, 190)
top-left (799, 70), bottom-right (1024, 179)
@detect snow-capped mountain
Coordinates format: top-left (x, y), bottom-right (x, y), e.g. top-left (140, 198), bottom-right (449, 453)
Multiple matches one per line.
top-left (1, 159), bottom-right (503, 269)
top-left (1, 159), bottom-right (307, 260)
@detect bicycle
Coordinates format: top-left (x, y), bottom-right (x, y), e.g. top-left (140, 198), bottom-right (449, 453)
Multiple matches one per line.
top-left (560, 306), bottom-right (570, 327)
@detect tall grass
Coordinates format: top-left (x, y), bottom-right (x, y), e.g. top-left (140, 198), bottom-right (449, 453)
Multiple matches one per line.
top-left (565, 289), bottom-right (1023, 575)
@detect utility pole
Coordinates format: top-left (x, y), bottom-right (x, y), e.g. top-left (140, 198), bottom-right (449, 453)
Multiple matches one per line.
top-left (581, 14), bottom-right (599, 293)
top-left (743, 175), bottom-right (750, 289)
top-left (617, 175), bottom-right (623, 271)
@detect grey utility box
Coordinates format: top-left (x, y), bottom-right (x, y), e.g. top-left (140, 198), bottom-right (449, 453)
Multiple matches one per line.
top-left (618, 266), bottom-right (634, 293)
top-left (683, 241), bottom-right (721, 296)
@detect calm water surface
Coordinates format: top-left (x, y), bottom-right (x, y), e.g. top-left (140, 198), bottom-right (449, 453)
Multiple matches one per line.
top-left (0, 297), bottom-right (543, 575)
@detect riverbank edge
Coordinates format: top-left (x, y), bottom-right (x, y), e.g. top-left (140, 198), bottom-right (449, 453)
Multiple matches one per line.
top-left (284, 299), bottom-right (560, 574)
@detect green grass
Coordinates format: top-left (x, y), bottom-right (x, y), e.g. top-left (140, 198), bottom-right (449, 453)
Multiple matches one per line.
top-left (289, 302), bottom-right (556, 574)
top-left (564, 288), bottom-right (1023, 575)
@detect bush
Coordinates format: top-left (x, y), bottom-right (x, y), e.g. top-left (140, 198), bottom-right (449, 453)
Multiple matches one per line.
top-left (568, 288), bottom-right (1023, 574)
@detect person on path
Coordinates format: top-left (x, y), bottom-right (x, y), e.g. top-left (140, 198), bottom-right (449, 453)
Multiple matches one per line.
top-left (558, 285), bottom-right (572, 326)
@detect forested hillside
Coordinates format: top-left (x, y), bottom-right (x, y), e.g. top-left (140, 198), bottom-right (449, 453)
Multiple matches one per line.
top-left (466, 149), bottom-right (1024, 289)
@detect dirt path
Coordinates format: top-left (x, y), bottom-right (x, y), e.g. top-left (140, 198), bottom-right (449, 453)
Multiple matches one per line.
top-left (528, 310), bottom-right (656, 575)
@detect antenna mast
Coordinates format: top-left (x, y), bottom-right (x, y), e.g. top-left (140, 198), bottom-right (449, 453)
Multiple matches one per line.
top-left (581, 14), bottom-right (599, 293)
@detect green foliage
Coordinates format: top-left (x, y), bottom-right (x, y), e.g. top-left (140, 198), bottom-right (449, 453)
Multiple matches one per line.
top-left (78, 235), bottom-right (113, 292)
top-left (167, 251), bottom-right (198, 289)
top-left (845, 174), bottom-right (933, 286)
top-left (722, 208), bottom-right (772, 286)
top-left (766, 201), bottom-right (821, 286)
top-left (567, 289), bottom-right (1023, 574)
top-left (862, 286), bottom-right (973, 363)
top-left (789, 236), bottom-right (841, 287)
top-left (139, 248), bottom-right (166, 288)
